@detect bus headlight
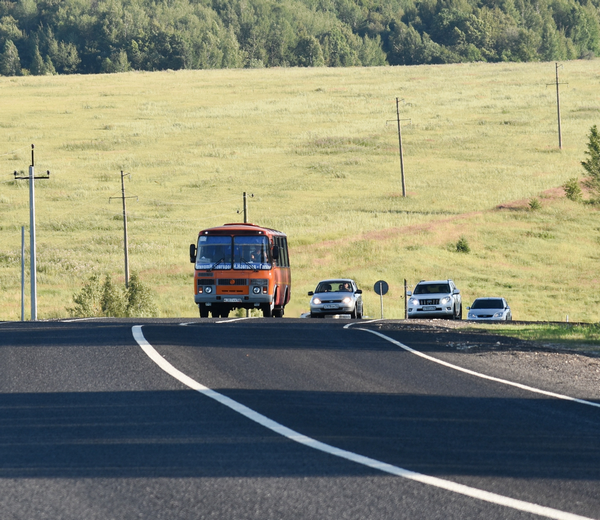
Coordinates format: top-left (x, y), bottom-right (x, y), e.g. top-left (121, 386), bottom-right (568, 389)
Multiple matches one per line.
top-left (253, 286), bottom-right (261, 294)
top-left (205, 286), bottom-right (213, 294)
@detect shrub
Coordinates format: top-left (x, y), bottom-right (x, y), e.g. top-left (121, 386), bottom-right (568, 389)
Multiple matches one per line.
top-left (563, 178), bottom-right (582, 201)
top-left (126, 273), bottom-right (158, 317)
top-left (456, 236), bottom-right (471, 253)
top-left (529, 198), bottom-right (541, 211)
top-left (67, 274), bottom-right (102, 317)
top-left (68, 272), bottom-right (157, 317)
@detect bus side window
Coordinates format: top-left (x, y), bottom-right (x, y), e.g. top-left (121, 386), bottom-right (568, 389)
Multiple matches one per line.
top-left (281, 237), bottom-right (289, 267)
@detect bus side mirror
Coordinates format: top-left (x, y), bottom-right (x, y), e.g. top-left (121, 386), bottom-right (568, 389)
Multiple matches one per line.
top-left (272, 245), bottom-right (280, 260)
top-left (189, 244), bottom-right (196, 264)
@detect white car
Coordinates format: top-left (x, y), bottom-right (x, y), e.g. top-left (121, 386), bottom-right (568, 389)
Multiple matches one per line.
top-left (308, 279), bottom-right (363, 319)
top-left (407, 279), bottom-right (462, 320)
top-left (467, 297), bottom-right (512, 321)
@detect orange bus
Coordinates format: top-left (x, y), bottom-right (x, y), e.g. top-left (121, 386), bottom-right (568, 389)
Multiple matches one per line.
top-left (189, 223), bottom-right (291, 318)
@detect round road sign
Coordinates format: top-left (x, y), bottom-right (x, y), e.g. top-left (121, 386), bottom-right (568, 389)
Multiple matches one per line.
top-left (374, 280), bottom-right (389, 295)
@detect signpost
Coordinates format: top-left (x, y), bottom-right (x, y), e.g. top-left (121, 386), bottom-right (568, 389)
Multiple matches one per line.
top-left (373, 280), bottom-right (389, 319)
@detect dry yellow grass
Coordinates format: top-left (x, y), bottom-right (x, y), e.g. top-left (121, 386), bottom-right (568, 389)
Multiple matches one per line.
top-left (1, 61), bottom-right (599, 320)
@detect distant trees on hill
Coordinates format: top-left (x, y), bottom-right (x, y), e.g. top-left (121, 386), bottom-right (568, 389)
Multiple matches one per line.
top-left (0, 0), bottom-right (598, 75)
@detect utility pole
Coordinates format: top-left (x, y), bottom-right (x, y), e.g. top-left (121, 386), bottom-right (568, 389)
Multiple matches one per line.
top-left (548, 63), bottom-right (567, 150)
top-left (21, 226), bottom-right (25, 322)
top-left (396, 98), bottom-right (407, 197)
top-left (110, 171), bottom-right (137, 287)
top-left (240, 192), bottom-right (254, 223)
top-left (387, 100), bottom-right (411, 197)
top-left (13, 145), bottom-right (50, 321)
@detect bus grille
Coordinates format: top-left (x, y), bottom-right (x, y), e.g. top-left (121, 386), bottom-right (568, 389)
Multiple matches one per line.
top-left (217, 279), bottom-right (248, 286)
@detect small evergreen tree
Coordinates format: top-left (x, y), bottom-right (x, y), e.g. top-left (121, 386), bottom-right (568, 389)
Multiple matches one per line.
top-left (30, 45), bottom-right (46, 75)
top-left (582, 125), bottom-right (600, 201)
top-left (0, 40), bottom-right (21, 76)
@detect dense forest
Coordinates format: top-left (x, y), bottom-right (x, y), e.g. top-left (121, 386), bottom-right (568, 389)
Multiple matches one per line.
top-left (0, 0), bottom-right (599, 75)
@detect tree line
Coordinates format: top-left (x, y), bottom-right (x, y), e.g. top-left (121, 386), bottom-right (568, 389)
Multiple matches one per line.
top-left (0, 0), bottom-right (599, 75)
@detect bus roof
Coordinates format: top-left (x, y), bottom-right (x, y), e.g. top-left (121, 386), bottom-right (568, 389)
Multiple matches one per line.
top-left (198, 223), bottom-right (286, 237)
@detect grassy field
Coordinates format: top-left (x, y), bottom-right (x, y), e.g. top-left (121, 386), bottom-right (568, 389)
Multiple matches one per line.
top-left (467, 322), bottom-right (600, 356)
top-left (1, 61), bottom-right (599, 321)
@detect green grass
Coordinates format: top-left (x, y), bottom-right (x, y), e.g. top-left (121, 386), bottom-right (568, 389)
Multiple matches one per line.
top-left (468, 323), bottom-right (600, 354)
top-left (1, 62), bottom-right (600, 320)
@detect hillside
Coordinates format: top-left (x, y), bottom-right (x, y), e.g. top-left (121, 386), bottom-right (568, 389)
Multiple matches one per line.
top-left (0, 0), bottom-right (599, 75)
top-left (0, 60), bottom-right (599, 321)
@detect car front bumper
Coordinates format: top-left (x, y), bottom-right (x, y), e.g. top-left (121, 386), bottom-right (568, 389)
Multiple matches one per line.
top-left (407, 307), bottom-right (455, 319)
top-left (310, 303), bottom-right (355, 316)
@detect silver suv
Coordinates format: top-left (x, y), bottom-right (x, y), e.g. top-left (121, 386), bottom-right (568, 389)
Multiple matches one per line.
top-left (407, 280), bottom-right (462, 320)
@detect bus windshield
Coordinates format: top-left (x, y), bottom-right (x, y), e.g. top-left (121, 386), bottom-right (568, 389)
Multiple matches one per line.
top-left (195, 235), bottom-right (271, 270)
top-left (233, 236), bottom-right (271, 270)
top-left (195, 236), bottom-right (232, 270)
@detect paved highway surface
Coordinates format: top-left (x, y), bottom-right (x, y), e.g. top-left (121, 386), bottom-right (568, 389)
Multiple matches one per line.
top-left (0, 317), bottom-right (599, 520)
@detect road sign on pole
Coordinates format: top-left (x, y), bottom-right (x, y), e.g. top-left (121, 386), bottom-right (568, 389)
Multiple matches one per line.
top-left (374, 280), bottom-right (389, 319)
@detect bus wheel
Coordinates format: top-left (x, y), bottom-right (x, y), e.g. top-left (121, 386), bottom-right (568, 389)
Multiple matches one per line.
top-left (273, 307), bottom-right (284, 318)
top-left (262, 303), bottom-right (273, 318)
top-left (199, 304), bottom-right (209, 318)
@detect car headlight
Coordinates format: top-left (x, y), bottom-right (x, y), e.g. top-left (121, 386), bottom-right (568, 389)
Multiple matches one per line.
top-left (342, 297), bottom-right (352, 304)
top-left (409, 298), bottom-right (419, 306)
top-left (312, 297), bottom-right (322, 305)
top-left (468, 312), bottom-right (476, 319)
top-left (441, 296), bottom-right (451, 305)
top-left (493, 311), bottom-right (503, 318)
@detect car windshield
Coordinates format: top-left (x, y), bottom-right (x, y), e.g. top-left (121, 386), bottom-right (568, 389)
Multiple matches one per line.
top-left (316, 281), bottom-right (352, 293)
top-left (414, 283), bottom-right (450, 295)
top-left (471, 299), bottom-right (504, 309)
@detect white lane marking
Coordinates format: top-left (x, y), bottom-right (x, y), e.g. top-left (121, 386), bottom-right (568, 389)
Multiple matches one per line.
top-left (131, 325), bottom-right (593, 520)
top-left (61, 317), bottom-right (106, 322)
top-left (180, 317), bottom-right (256, 326)
top-left (217, 317), bottom-right (255, 324)
top-left (344, 319), bottom-right (382, 329)
top-left (358, 328), bottom-right (600, 410)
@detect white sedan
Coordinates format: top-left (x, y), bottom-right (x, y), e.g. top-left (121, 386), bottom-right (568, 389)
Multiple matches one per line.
top-left (308, 279), bottom-right (363, 319)
top-left (467, 297), bottom-right (512, 321)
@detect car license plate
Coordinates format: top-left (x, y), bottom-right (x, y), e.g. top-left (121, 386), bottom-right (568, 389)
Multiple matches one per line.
top-left (224, 297), bottom-right (242, 303)
top-left (324, 304), bottom-right (338, 309)
top-left (423, 305), bottom-right (436, 311)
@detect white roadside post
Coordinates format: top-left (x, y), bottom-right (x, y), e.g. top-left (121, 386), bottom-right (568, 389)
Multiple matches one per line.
top-left (13, 145), bottom-right (50, 321)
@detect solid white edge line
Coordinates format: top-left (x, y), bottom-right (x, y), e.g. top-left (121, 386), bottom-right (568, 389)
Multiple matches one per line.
top-left (358, 328), bottom-right (600, 410)
top-left (131, 324), bottom-right (594, 520)
top-left (344, 319), bottom-right (383, 329)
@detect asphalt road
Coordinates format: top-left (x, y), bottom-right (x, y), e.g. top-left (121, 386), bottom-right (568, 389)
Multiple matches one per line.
top-left (0, 317), bottom-right (599, 520)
